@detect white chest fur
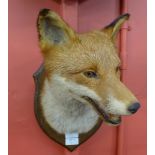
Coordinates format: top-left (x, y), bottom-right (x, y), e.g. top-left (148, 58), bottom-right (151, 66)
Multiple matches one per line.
top-left (40, 75), bottom-right (99, 134)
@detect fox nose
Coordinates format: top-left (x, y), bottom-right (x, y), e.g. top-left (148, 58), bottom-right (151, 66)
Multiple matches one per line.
top-left (128, 102), bottom-right (141, 114)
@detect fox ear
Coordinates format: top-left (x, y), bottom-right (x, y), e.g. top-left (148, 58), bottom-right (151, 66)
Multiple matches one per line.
top-left (37, 9), bottom-right (75, 49)
top-left (102, 13), bottom-right (130, 41)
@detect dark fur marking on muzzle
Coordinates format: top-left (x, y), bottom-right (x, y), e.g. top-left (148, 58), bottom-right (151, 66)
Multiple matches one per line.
top-left (81, 96), bottom-right (121, 125)
top-left (81, 96), bottom-right (109, 120)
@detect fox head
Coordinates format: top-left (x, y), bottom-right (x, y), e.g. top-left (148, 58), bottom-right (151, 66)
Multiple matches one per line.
top-left (37, 9), bottom-right (140, 125)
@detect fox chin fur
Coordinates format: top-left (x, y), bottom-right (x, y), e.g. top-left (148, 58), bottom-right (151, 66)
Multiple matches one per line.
top-left (41, 74), bottom-right (100, 134)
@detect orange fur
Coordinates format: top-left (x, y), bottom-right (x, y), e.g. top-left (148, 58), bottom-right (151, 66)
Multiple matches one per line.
top-left (37, 9), bottom-right (140, 126)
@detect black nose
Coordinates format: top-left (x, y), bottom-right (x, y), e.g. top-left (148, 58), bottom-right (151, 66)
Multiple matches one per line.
top-left (128, 102), bottom-right (141, 114)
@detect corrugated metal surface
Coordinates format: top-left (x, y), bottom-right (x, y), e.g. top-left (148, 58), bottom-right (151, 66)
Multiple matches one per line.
top-left (9, 0), bottom-right (146, 155)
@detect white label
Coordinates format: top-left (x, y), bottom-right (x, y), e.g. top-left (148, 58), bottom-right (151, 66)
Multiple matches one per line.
top-left (65, 133), bottom-right (79, 145)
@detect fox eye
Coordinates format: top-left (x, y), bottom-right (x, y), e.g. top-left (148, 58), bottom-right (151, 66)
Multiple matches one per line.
top-left (83, 71), bottom-right (98, 78)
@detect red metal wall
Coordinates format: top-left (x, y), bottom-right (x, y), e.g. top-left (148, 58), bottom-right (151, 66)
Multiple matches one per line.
top-left (9, 0), bottom-right (146, 155)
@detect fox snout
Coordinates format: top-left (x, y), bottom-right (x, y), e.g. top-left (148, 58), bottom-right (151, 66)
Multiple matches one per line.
top-left (102, 101), bottom-right (140, 125)
top-left (80, 76), bottom-right (141, 125)
top-left (97, 78), bottom-right (141, 117)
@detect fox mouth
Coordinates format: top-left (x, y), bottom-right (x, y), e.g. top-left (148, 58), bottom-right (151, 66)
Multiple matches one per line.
top-left (82, 96), bottom-right (121, 125)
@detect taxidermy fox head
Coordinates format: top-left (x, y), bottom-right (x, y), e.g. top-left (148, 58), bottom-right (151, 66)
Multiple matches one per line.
top-left (37, 9), bottom-right (140, 130)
